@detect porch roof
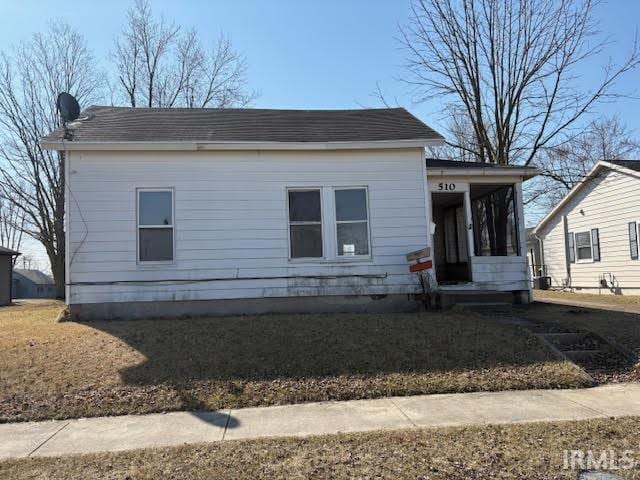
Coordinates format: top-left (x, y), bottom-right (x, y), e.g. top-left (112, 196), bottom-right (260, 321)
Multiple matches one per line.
top-left (425, 158), bottom-right (538, 180)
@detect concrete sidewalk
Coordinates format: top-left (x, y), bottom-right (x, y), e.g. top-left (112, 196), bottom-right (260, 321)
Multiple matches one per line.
top-left (3, 383), bottom-right (640, 460)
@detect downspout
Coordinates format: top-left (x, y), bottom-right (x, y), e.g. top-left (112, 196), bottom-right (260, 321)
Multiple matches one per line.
top-left (534, 232), bottom-right (544, 276)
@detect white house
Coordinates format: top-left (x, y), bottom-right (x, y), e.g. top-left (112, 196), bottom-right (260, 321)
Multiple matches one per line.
top-left (41, 107), bottom-right (537, 319)
top-left (533, 160), bottom-right (640, 294)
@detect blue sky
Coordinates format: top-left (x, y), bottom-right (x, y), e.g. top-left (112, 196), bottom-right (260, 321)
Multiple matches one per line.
top-left (2, 0), bottom-right (638, 133)
top-left (1, 0), bottom-right (639, 268)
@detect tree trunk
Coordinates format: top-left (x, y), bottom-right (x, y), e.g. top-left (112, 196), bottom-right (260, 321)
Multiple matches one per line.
top-left (50, 251), bottom-right (65, 299)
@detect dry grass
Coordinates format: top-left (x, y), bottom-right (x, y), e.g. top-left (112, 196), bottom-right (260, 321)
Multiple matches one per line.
top-left (0, 301), bottom-right (590, 422)
top-left (3, 417), bottom-right (640, 479)
top-left (524, 301), bottom-right (640, 356)
top-left (520, 301), bottom-right (640, 383)
top-left (535, 289), bottom-right (640, 307)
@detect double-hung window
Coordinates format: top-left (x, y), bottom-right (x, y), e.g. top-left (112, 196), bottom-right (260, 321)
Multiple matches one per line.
top-left (287, 186), bottom-right (371, 260)
top-left (137, 189), bottom-right (174, 262)
top-left (288, 189), bottom-right (323, 258)
top-left (568, 228), bottom-right (600, 263)
top-left (335, 188), bottom-right (370, 257)
top-left (575, 232), bottom-right (592, 261)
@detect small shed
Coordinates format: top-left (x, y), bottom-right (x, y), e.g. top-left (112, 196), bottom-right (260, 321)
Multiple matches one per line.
top-left (0, 246), bottom-right (20, 306)
top-left (12, 269), bottom-right (56, 299)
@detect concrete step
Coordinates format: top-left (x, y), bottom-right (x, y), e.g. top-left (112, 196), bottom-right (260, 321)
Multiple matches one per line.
top-left (563, 350), bottom-right (606, 361)
top-left (539, 332), bottom-right (587, 348)
top-left (455, 301), bottom-right (513, 309)
top-left (453, 302), bottom-right (515, 315)
top-left (438, 290), bottom-right (513, 309)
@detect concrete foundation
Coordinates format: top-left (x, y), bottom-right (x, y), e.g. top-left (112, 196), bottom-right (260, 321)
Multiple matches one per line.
top-left (513, 289), bottom-right (533, 304)
top-left (69, 294), bottom-right (421, 321)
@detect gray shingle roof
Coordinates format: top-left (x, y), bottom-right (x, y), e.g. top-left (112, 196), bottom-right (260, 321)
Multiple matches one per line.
top-left (607, 160), bottom-right (640, 172)
top-left (41, 106), bottom-right (443, 145)
top-left (0, 246), bottom-right (20, 256)
top-left (13, 269), bottom-right (54, 285)
top-left (426, 158), bottom-right (537, 170)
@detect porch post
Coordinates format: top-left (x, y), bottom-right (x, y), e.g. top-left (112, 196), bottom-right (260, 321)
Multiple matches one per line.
top-left (514, 182), bottom-right (527, 258)
top-left (463, 190), bottom-right (474, 259)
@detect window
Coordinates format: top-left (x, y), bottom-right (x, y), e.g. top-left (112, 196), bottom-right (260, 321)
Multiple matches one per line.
top-left (630, 222), bottom-right (639, 260)
top-left (288, 189), bottom-right (323, 258)
top-left (137, 189), bottom-right (174, 262)
top-left (335, 188), bottom-right (370, 256)
top-left (575, 231), bottom-right (592, 261)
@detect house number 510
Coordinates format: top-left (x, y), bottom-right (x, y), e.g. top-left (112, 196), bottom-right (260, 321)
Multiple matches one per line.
top-left (438, 183), bottom-right (456, 191)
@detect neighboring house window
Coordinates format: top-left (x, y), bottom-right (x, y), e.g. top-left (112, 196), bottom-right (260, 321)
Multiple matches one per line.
top-left (630, 222), bottom-right (639, 260)
top-left (575, 232), bottom-right (592, 261)
top-left (288, 189), bottom-right (323, 258)
top-left (335, 188), bottom-right (370, 257)
top-left (137, 189), bottom-right (174, 262)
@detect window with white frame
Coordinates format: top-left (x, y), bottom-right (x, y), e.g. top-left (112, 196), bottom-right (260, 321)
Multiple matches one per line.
top-left (137, 189), bottom-right (174, 262)
top-left (575, 231), bottom-right (592, 261)
top-left (288, 189), bottom-right (323, 258)
top-left (567, 228), bottom-right (600, 263)
top-left (335, 188), bottom-right (370, 257)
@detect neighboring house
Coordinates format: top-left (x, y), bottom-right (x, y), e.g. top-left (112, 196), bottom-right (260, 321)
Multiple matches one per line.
top-left (41, 106), bottom-right (537, 319)
top-left (12, 269), bottom-right (56, 299)
top-left (533, 160), bottom-right (640, 294)
top-left (0, 247), bottom-right (20, 306)
top-left (526, 227), bottom-right (544, 277)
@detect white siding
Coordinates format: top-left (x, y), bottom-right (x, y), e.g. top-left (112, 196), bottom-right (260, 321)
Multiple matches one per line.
top-left (67, 148), bottom-right (428, 305)
top-left (470, 256), bottom-right (529, 291)
top-left (539, 168), bottom-right (640, 293)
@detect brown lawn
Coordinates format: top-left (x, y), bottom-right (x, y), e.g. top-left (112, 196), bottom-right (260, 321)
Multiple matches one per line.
top-left (535, 289), bottom-right (640, 307)
top-left (3, 417), bottom-right (640, 479)
top-left (524, 300), bottom-right (640, 360)
top-left (0, 301), bottom-right (590, 422)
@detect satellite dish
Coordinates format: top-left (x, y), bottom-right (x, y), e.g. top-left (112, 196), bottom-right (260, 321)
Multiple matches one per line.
top-left (56, 92), bottom-right (80, 123)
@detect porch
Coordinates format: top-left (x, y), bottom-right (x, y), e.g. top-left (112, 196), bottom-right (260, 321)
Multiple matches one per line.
top-left (424, 159), bottom-right (538, 298)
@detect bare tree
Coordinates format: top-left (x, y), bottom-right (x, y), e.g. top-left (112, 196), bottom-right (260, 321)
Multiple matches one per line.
top-left (402, 0), bottom-right (640, 167)
top-left (0, 196), bottom-right (25, 263)
top-left (18, 254), bottom-right (36, 271)
top-left (113, 0), bottom-right (255, 108)
top-left (528, 116), bottom-right (640, 208)
top-left (0, 21), bottom-right (102, 297)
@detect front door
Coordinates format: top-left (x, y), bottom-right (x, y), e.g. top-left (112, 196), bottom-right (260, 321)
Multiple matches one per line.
top-left (431, 192), bottom-right (470, 283)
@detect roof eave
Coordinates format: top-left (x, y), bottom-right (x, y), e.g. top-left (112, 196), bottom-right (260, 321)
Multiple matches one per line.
top-left (40, 138), bottom-right (445, 151)
top-left (533, 160), bottom-right (640, 236)
top-left (426, 166), bottom-right (539, 180)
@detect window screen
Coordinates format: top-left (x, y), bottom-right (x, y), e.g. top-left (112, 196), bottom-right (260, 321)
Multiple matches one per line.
top-left (138, 190), bottom-right (174, 262)
top-left (575, 232), bottom-right (592, 261)
top-left (288, 190), bottom-right (323, 258)
top-left (335, 188), bottom-right (369, 256)
top-left (471, 184), bottom-right (519, 256)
